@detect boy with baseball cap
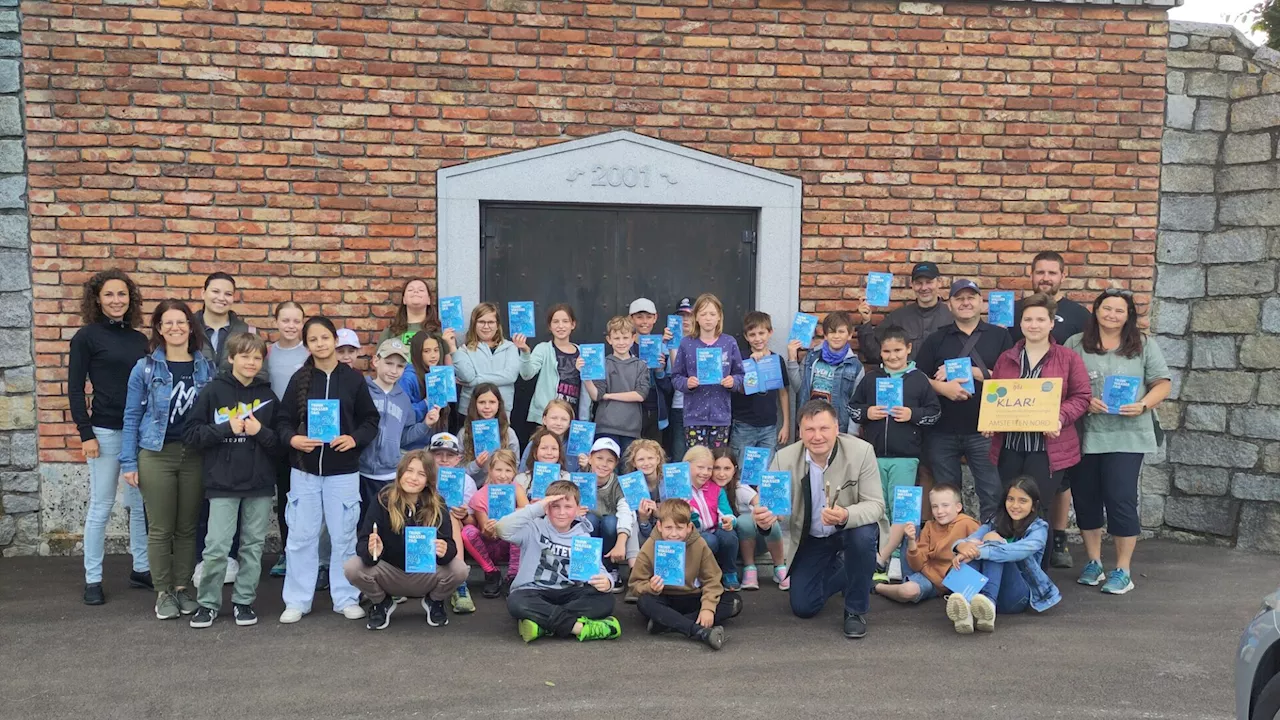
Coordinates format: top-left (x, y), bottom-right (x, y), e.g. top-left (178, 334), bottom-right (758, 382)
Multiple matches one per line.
top-left (358, 338), bottom-right (435, 513)
top-left (336, 328), bottom-right (363, 370)
top-left (429, 431), bottom-right (481, 613)
top-left (584, 437), bottom-right (638, 589)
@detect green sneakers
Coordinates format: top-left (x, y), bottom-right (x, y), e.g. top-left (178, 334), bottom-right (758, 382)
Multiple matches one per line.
top-left (518, 619), bottom-right (548, 643)
top-left (1077, 559), bottom-right (1105, 586)
top-left (450, 584), bottom-right (476, 614)
top-left (1101, 569), bottom-right (1135, 595)
top-left (575, 616), bottom-right (622, 642)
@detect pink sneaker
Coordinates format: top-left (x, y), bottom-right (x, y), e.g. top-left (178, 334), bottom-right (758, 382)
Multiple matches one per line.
top-left (741, 566), bottom-right (760, 590)
top-left (774, 565), bottom-right (790, 591)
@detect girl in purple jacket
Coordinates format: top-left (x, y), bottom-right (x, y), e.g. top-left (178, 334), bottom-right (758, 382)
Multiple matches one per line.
top-left (672, 294), bottom-right (744, 451)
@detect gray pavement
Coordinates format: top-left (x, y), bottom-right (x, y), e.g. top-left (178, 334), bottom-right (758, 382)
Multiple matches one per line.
top-left (0, 541), bottom-right (1274, 720)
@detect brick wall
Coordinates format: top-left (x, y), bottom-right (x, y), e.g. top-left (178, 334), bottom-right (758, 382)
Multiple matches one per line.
top-left (22, 0), bottom-right (1168, 464)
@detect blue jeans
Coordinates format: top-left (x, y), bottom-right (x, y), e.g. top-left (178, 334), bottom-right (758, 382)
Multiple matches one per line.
top-left (906, 571), bottom-right (937, 603)
top-left (83, 427), bottom-right (148, 583)
top-left (282, 470), bottom-right (361, 613)
top-left (701, 527), bottom-right (739, 576)
top-left (928, 431), bottom-right (1002, 522)
top-left (587, 513), bottom-right (621, 571)
top-left (729, 421), bottom-right (777, 464)
top-left (733, 513), bottom-right (782, 546)
top-left (975, 558), bottom-right (1031, 614)
top-left (788, 523), bottom-right (878, 618)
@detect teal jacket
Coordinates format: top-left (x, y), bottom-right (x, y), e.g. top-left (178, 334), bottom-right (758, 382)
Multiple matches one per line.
top-left (451, 340), bottom-right (521, 415)
top-left (517, 341), bottom-right (592, 424)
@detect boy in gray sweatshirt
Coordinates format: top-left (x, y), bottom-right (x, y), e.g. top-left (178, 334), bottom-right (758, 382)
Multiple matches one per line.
top-left (583, 316), bottom-right (650, 460)
top-left (358, 339), bottom-right (433, 511)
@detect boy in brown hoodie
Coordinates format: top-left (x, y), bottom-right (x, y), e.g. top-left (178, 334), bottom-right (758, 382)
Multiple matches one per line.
top-left (874, 485), bottom-right (979, 604)
top-left (629, 498), bottom-right (742, 650)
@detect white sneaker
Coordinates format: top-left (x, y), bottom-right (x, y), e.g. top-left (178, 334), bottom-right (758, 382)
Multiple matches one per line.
top-left (224, 557), bottom-right (239, 585)
top-left (192, 561), bottom-right (204, 588)
top-left (279, 608), bottom-right (304, 624)
top-left (341, 604), bottom-right (367, 620)
top-left (887, 557), bottom-right (903, 583)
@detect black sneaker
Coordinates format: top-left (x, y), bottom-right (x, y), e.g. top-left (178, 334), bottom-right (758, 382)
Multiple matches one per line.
top-left (233, 604), bottom-right (258, 627)
top-left (366, 596), bottom-right (395, 631)
top-left (423, 598), bottom-right (448, 627)
top-left (189, 606), bottom-right (215, 629)
top-left (1050, 545), bottom-right (1073, 569)
top-left (83, 583), bottom-right (105, 606)
top-left (692, 625), bottom-right (725, 650)
top-left (843, 611), bottom-right (867, 639)
top-left (646, 618), bottom-right (664, 635)
top-left (481, 570), bottom-right (503, 599)
top-left (129, 571), bottom-right (154, 590)
top-left (316, 565), bottom-right (329, 592)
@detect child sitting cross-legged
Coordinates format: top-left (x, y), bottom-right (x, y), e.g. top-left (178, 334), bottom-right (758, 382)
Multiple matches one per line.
top-left (873, 484), bottom-right (978, 604)
top-left (462, 449), bottom-right (528, 598)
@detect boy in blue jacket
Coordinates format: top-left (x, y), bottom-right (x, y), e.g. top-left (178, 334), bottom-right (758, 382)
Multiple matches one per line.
top-left (359, 338), bottom-right (435, 512)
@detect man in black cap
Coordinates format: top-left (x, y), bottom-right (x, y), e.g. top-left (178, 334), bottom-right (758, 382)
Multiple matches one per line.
top-left (856, 261), bottom-right (953, 365)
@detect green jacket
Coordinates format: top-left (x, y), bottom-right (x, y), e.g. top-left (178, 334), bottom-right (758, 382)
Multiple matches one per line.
top-left (518, 341), bottom-right (593, 424)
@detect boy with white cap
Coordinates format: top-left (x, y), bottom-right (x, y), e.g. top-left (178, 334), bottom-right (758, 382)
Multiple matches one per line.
top-left (583, 436), bottom-right (638, 589)
top-left (429, 431), bottom-right (480, 613)
top-left (335, 328), bottom-right (364, 370)
top-left (628, 297), bottom-right (675, 445)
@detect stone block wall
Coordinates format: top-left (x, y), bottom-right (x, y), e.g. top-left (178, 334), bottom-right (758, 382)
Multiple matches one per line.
top-left (1149, 21), bottom-right (1280, 551)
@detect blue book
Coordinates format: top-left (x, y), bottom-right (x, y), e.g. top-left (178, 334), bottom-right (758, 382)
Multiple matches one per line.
top-left (988, 291), bottom-right (1015, 328)
top-left (404, 526), bottom-right (437, 574)
top-left (891, 485), bottom-right (923, 527)
top-left (866, 272), bottom-right (893, 307)
top-left (430, 364), bottom-right (457, 403)
top-left (566, 420), bottom-right (595, 461)
top-left (788, 312), bottom-right (818, 347)
top-left (696, 347), bottom-right (723, 385)
top-left (436, 467), bottom-right (466, 508)
top-left (1103, 375), bottom-right (1143, 414)
top-left (425, 369), bottom-right (449, 409)
top-left (507, 300), bottom-right (535, 338)
top-left (876, 376), bottom-right (903, 409)
top-left (488, 484), bottom-right (516, 521)
top-left (757, 354), bottom-right (784, 391)
top-left (943, 562), bottom-right (989, 602)
top-left (661, 462), bottom-right (692, 500)
top-left (944, 357), bottom-right (976, 394)
top-left (531, 462), bottom-right (560, 500)
top-left (579, 343), bottom-right (606, 381)
top-left (307, 399), bottom-right (340, 443)
top-left (666, 315), bottom-right (683, 343)
top-left (638, 334), bottom-right (663, 369)
top-left (759, 471), bottom-right (792, 516)
top-left (439, 296), bottom-right (465, 335)
top-left (568, 536), bottom-right (603, 582)
top-left (571, 472), bottom-right (597, 510)
top-left (618, 470), bottom-right (649, 512)
top-left (742, 358), bottom-right (761, 395)
top-left (741, 446), bottom-right (771, 487)
top-left (471, 418), bottom-right (501, 457)
top-left (654, 540), bottom-right (686, 587)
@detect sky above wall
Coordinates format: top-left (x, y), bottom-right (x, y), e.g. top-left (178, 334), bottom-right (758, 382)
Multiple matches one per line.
top-left (1168, 0), bottom-right (1267, 43)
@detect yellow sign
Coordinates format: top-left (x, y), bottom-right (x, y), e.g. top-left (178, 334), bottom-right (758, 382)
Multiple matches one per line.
top-left (977, 379), bottom-right (1062, 433)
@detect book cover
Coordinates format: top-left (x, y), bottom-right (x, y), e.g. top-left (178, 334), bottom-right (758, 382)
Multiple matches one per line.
top-left (507, 300), bottom-right (535, 338)
top-left (488, 484), bottom-right (516, 521)
top-left (404, 526), bottom-right (437, 574)
top-left (742, 358), bottom-right (760, 395)
top-left (579, 343), bottom-right (606, 381)
top-left (666, 315), bottom-right (683, 343)
top-left (1102, 375), bottom-right (1142, 414)
top-left (566, 420), bottom-right (596, 460)
top-left (876, 376), bottom-right (904, 409)
top-left (439, 296), bottom-right (466, 335)
top-left (307, 399), bottom-right (340, 443)
top-left (568, 536), bottom-right (603, 582)
top-left (891, 485), bottom-right (923, 527)
top-left (988, 291), bottom-right (1015, 328)
top-left (425, 369), bottom-right (449, 409)
top-left (943, 563), bottom-right (989, 602)
top-left (788, 312), bottom-right (818, 347)
top-left (944, 357), bottom-right (976, 394)
top-left (661, 462), bottom-right (693, 500)
top-left (530, 462), bottom-right (560, 500)
top-left (571, 472), bottom-right (597, 510)
top-left (696, 347), bottom-right (723, 385)
top-left (741, 446), bottom-right (771, 487)
top-left (431, 364), bottom-right (457, 402)
top-left (638, 334), bottom-right (663, 369)
top-left (436, 467), bottom-right (466, 508)
top-left (654, 540), bottom-right (686, 587)
top-left (471, 418), bottom-right (501, 457)
top-left (759, 471), bottom-right (792, 516)
top-left (618, 471), bottom-right (649, 512)
top-left (866, 272), bottom-right (893, 307)
top-left (757, 354), bottom-right (784, 391)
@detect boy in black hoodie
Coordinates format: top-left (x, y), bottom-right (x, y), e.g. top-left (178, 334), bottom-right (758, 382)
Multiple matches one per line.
top-left (185, 333), bottom-right (282, 628)
top-left (847, 326), bottom-right (941, 580)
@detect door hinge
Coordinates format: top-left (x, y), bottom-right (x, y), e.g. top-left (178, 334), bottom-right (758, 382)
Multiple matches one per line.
top-left (742, 230), bottom-right (756, 244)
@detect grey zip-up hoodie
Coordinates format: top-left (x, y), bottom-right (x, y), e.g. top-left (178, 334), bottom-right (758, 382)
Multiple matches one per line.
top-left (498, 502), bottom-right (596, 592)
top-left (358, 377), bottom-right (432, 480)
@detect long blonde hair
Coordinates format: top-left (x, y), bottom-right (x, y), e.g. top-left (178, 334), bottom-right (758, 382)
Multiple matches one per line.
top-left (380, 450), bottom-right (445, 534)
top-left (624, 438), bottom-right (666, 481)
top-left (463, 302), bottom-right (504, 350)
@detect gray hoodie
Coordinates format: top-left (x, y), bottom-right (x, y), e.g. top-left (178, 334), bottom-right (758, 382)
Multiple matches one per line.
top-left (498, 503), bottom-right (595, 592)
top-left (358, 377), bottom-right (432, 481)
top-left (591, 353), bottom-right (651, 438)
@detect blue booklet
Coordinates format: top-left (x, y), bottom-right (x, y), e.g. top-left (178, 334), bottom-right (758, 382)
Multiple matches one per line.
top-left (471, 418), bottom-right (501, 457)
top-left (866, 272), bottom-right (893, 307)
top-left (666, 315), bottom-right (683, 343)
top-left (943, 562), bottom-right (989, 602)
top-left (988, 291), bottom-right (1015, 328)
top-left (436, 467), bottom-right (466, 508)
top-left (661, 462), bottom-right (692, 500)
top-left (425, 369), bottom-right (450, 409)
top-left (742, 446), bottom-right (771, 487)
top-left (891, 485), bottom-right (923, 527)
top-left (696, 347), bottom-right (723, 385)
top-left (566, 420), bottom-right (595, 461)
top-left (654, 540), bottom-right (686, 587)
top-left (307, 399), bottom-right (340, 443)
top-left (759, 471), bottom-right (791, 516)
top-left (507, 301), bottom-right (535, 338)
top-left (430, 364), bottom-right (457, 402)
top-left (876, 376), bottom-right (904, 409)
top-left (571, 472), bottom-right (597, 510)
top-left (638, 334), bottom-right (663, 369)
top-left (568, 536), bottom-right (603, 582)
top-left (579, 343), bottom-right (606, 381)
top-left (1103, 375), bottom-right (1142, 414)
top-left (944, 357), bottom-right (976, 394)
top-left (788, 312), bottom-right (818, 347)
top-left (618, 470), bottom-right (649, 512)
top-left (404, 526), bottom-right (437, 574)
top-left (742, 358), bottom-right (761, 395)
top-left (757, 354), bottom-right (784, 391)
top-left (488, 484), bottom-right (516, 521)
top-left (530, 462), bottom-right (560, 500)
top-left (439, 296), bottom-right (465, 335)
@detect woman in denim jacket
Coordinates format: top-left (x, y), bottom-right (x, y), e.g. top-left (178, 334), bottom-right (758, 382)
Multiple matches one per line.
top-left (119, 299), bottom-right (214, 621)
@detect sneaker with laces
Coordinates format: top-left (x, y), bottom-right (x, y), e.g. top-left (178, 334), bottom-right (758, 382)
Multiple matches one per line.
top-left (970, 594), bottom-right (996, 632)
top-left (481, 570), bottom-right (503, 599)
top-left (1050, 538), bottom-right (1073, 568)
top-left (224, 557), bottom-right (240, 585)
top-left (173, 589), bottom-right (199, 616)
top-left (279, 608), bottom-right (304, 624)
top-left (155, 592), bottom-right (180, 620)
top-left (233, 604), bottom-right (258, 626)
top-left (269, 554), bottom-right (287, 577)
top-left (1101, 569), bottom-right (1135, 595)
top-left (423, 598), bottom-right (449, 627)
top-left (576, 615), bottom-right (622, 642)
top-left (316, 565), bottom-right (330, 592)
top-left (723, 572), bottom-right (741, 592)
top-left (518, 618), bottom-right (548, 643)
top-left (450, 584), bottom-right (476, 614)
top-left (366, 596), bottom-right (395, 631)
top-left (741, 566), bottom-right (760, 590)
top-left (189, 606), bottom-right (215, 628)
top-left (774, 565), bottom-right (790, 591)
top-left (842, 612), bottom-right (867, 639)
top-left (1077, 559), bottom-right (1105, 586)
top-left (341, 604), bottom-right (367, 620)
top-left (946, 593), bottom-right (974, 634)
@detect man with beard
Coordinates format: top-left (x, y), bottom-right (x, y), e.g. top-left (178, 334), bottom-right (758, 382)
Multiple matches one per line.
top-left (856, 262), bottom-right (953, 366)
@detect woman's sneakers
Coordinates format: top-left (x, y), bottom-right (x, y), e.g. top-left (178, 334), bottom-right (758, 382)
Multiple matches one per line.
top-left (946, 593), bottom-right (974, 634)
top-left (155, 593), bottom-right (181, 620)
top-left (741, 566), bottom-right (760, 591)
top-left (279, 608), bottom-right (305, 624)
top-left (366, 596), bottom-right (395, 631)
top-left (481, 570), bottom-right (503, 599)
top-left (1101, 569), bottom-right (1135, 595)
top-left (450, 584), bottom-right (476, 613)
top-left (969, 594), bottom-right (996, 633)
top-left (774, 565), bottom-right (790, 591)
top-left (1078, 559), bottom-right (1105, 586)
top-left (173, 589), bottom-right (198, 615)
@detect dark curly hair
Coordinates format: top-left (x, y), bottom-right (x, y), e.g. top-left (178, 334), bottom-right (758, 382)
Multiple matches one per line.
top-left (80, 269), bottom-right (143, 327)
